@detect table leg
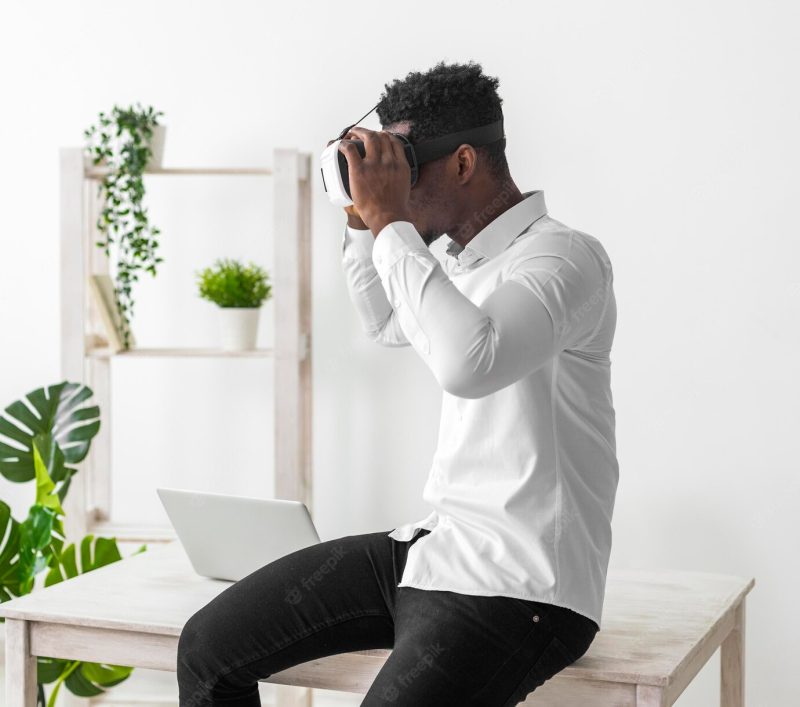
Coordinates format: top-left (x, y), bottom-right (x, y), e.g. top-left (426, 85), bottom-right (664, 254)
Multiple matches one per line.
top-left (636, 684), bottom-right (668, 706)
top-left (5, 619), bottom-right (37, 707)
top-left (721, 599), bottom-right (745, 707)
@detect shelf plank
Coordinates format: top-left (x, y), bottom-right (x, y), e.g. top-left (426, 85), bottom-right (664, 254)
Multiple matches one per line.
top-left (84, 166), bottom-right (273, 179)
top-left (89, 521), bottom-right (178, 544)
top-left (88, 346), bottom-right (275, 359)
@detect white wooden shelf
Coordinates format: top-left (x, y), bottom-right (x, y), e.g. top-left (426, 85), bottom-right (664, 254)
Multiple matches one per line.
top-left (90, 520), bottom-right (178, 544)
top-left (87, 346), bottom-right (276, 359)
top-left (60, 147), bottom-right (314, 558)
top-left (84, 165), bottom-right (275, 179)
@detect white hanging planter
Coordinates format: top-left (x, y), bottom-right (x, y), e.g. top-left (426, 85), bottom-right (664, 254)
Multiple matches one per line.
top-left (147, 124), bottom-right (167, 168)
top-left (218, 306), bottom-right (261, 351)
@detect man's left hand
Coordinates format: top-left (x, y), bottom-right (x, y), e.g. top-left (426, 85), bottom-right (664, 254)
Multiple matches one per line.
top-left (338, 126), bottom-right (412, 236)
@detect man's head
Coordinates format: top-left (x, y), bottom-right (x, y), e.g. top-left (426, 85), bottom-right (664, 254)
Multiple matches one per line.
top-left (375, 61), bottom-right (514, 247)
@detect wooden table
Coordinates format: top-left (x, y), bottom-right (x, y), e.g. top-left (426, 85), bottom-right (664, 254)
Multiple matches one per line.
top-left (0, 541), bottom-right (754, 707)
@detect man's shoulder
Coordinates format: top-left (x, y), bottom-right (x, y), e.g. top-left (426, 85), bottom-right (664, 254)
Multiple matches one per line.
top-left (514, 216), bottom-right (612, 271)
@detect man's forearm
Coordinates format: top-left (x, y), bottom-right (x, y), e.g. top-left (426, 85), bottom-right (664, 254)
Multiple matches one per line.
top-left (340, 223), bottom-right (411, 347)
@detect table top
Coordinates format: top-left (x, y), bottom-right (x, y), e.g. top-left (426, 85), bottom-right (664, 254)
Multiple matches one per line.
top-left (0, 540), bottom-right (754, 686)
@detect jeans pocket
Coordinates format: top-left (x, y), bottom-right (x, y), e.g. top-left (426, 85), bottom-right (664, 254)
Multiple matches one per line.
top-left (499, 635), bottom-right (576, 707)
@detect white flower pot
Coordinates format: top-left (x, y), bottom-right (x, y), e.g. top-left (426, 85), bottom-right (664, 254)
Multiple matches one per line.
top-left (147, 124), bottom-right (167, 168)
top-left (218, 307), bottom-right (261, 351)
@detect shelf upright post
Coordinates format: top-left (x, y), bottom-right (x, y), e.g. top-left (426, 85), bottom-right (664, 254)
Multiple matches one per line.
top-left (59, 147), bottom-right (93, 546)
top-left (85, 154), bottom-right (113, 527)
top-left (273, 149), bottom-right (313, 513)
top-left (273, 149), bottom-right (313, 707)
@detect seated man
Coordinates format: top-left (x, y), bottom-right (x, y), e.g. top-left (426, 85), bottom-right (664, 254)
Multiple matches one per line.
top-left (177, 59), bottom-right (618, 707)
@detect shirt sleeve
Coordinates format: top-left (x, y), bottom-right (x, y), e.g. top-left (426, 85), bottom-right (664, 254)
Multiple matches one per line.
top-left (504, 230), bottom-right (610, 351)
top-left (371, 221), bottom-right (558, 399)
top-left (340, 224), bottom-right (410, 347)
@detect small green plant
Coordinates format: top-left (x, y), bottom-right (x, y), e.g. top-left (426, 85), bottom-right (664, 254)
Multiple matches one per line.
top-left (0, 381), bottom-right (145, 706)
top-left (84, 103), bottom-right (165, 350)
top-left (196, 258), bottom-right (272, 308)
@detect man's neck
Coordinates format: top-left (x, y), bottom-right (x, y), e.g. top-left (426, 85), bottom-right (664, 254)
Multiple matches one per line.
top-left (448, 181), bottom-right (525, 247)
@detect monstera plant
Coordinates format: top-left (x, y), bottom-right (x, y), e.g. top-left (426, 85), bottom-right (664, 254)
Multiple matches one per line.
top-left (0, 381), bottom-right (146, 706)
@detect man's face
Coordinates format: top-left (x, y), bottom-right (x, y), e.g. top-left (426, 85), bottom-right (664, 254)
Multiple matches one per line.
top-left (382, 121), bottom-right (452, 248)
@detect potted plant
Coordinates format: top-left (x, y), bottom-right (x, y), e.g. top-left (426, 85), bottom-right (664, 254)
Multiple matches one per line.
top-left (83, 103), bottom-right (166, 350)
top-left (196, 258), bottom-right (272, 351)
top-left (0, 381), bottom-right (145, 706)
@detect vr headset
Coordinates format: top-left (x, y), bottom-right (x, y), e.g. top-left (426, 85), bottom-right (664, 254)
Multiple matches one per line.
top-left (320, 102), bottom-right (505, 207)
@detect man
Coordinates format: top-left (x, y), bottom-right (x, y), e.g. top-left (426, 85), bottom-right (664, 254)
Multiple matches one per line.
top-left (177, 60), bottom-right (618, 707)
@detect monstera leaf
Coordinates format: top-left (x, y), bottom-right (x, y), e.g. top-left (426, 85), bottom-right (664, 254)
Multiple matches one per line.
top-left (38, 655), bottom-right (134, 707)
top-left (16, 442), bottom-right (68, 595)
top-left (38, 535), bottom-right (144, 706)
top-left (0, 500), bottom-right (22, 604)
top-left (1, 414), bottom-right (72, 610)
top-left (45, 534), bottom-right (126, 586)
top-left (0, 381), bottom-right (100, 502)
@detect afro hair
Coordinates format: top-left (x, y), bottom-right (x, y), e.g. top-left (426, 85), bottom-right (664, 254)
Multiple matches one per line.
top-left (376, 60), bottom-right (509, 180)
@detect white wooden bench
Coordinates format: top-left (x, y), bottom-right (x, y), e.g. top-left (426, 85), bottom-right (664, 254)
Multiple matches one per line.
top-left (0, 540), bottom-right (754, 706)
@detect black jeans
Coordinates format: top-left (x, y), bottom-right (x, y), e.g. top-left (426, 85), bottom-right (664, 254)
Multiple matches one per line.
top-left (177, 528), bottom-right (599, 706)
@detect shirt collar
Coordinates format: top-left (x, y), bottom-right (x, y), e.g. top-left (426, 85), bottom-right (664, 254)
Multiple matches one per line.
top-left (445, 190), bottom-right (547, 264)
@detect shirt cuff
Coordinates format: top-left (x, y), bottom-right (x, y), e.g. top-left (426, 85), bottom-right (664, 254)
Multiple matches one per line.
top-left (372, 221), bottom-right (429, 279)
top-left (341, 224), bottom-right (376, 260)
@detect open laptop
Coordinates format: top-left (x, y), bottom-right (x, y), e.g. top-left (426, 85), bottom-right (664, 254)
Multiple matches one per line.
top-left (156, 487), bottom-right (321, 582)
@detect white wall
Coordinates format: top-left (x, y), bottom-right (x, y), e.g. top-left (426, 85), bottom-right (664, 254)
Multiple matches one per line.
top-left (1, 1), bottom-right (797, 705)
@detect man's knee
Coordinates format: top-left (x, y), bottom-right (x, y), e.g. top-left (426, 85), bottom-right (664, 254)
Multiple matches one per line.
top-left (177, 606), bottom-right (224, 692)
top-left (177, 604), bottom-right (269, 706)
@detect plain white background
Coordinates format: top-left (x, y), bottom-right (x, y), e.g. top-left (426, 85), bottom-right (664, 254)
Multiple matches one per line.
top-left (0, 1), bottom-right (797, 705)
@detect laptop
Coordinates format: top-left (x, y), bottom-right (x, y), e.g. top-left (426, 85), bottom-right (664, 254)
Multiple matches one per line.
top-left (156, 487), bottom-right (321, 582)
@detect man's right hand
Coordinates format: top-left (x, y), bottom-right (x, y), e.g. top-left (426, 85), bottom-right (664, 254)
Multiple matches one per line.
top-left (328, 135), bottom-right (369, 230)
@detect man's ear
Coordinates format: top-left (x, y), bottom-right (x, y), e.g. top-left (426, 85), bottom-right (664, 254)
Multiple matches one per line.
top-left (455, 144), bottom-right (478, 183)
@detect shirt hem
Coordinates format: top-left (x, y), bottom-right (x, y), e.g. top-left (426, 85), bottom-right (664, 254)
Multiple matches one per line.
top-left (395, 580), bottom-right (600, 630)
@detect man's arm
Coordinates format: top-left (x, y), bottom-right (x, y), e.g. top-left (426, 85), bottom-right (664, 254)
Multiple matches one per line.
top-left (335, 126), bottom-right (605, 391)
top-left (370, 221), bottom-right (560, 399)
top-left (340, 223), bottom-right (410, 347)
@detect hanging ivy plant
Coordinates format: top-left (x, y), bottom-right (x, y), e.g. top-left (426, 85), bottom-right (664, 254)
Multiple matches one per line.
top-left (83, 103), bottom-right (165, 350)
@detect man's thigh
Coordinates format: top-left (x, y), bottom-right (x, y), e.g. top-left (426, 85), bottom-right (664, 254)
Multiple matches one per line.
top-left (178, 530), bottom-right (405, 697)
top-left (361, 586), bottom-right (574, 707)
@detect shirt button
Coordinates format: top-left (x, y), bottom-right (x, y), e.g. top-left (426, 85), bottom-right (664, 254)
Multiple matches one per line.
top-left (532, 614), bottom-right (540, 623)
top-left (393, 299), bottom-right (401, 307)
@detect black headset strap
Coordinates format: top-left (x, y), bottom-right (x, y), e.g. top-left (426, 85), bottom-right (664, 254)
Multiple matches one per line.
top-left (337, 107), bottom-right (504, 165)
top-left (413, 119), bottom-right (505, 165)
top-left (337, 102), bottom-right (380, 140)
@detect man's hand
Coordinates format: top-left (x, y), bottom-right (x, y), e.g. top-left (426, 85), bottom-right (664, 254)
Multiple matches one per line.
top-left (339, 126), bottom-right (412, 236)
top-left (328, 134), bottom-right (368, 229)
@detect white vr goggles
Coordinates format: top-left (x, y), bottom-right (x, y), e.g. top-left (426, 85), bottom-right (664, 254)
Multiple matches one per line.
top-left (320, 102), bottom-right (505, 207)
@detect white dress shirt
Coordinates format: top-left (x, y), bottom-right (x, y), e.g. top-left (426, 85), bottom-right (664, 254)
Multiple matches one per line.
top-left (340, 190), bottom-right (618, 629)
